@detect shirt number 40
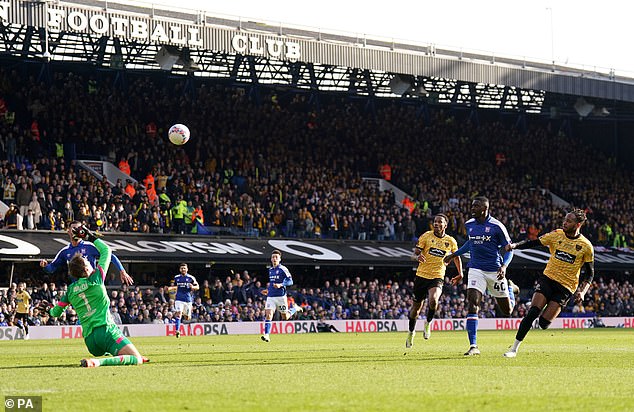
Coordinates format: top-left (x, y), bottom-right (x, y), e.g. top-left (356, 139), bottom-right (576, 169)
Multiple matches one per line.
top-left (493, 282), bottom-right (507, 292)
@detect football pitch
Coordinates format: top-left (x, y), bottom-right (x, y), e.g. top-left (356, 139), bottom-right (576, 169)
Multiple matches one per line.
top-left (1, 329), bottom-right (633, 412)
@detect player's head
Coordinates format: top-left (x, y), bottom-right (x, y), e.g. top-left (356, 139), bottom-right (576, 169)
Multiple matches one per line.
top-left (179, 263), bottom-right (188, 274)
top-left (68, 252), bottom-right (93, 278)
top-left (433, 214), bottom-right (449, 235)
top-left (562, 208), bottom-right (586, 236)
top-left (471, 196), bottom-right (489, 220)
top-left (271, 250), bottom-right (282, 267)
top-left (17, 282), bottom-right (25, 291)
top-left (67, 220), bottom-right (83, 245)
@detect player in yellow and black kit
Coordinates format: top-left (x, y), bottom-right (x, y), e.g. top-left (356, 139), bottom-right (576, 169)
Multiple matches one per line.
top-left (406, 214), bottom-right (463, 348)
top-left (503, 209), bottom-right (594, 358)
top-left (15, 282), bottom-right (31, 339)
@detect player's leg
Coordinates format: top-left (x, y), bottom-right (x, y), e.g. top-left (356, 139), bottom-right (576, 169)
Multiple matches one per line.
top-left (406, 300), bottom-right (422, 348)
top-left (508, 279), bottom-right (519, 311)
top-left (261, 298), bottom-right (275, 342)
top-left (85, 344), bottom-right (146, 367)
top-left (278, 298), bottom-right (291, 320)
top-left (493, 276), bottom-right (513, 317)
top-left (464, 269), bottom-right (486, 355)
top-left (465, 288), bottom-right (482, 355)
top-left (81, 325), bottom-right (148, 367)
top-left (183, 303), bottom-right (192, 322)
top-left (406, 277), bottom-right (426, 347)
top-left (17, 313), bottom-right (29, 338)
top-left (504, 291), bottom-right (548, 358)
top-left (283, 296), bottom-right (302, 319)
top-left (174, 310), bottom-right (182, 337)
top-left (423, 283), bottom-right (443, 339)
top-left (174, 301), bottom-right (183, 337)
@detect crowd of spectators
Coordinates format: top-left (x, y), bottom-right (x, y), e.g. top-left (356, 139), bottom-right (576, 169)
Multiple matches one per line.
top-left (1, 273), bottom-right (632, 328)
top-left (0, 63), bottom-right (633, 248)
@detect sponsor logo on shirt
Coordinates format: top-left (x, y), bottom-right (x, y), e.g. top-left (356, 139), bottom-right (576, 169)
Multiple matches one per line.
top-left (469, 235), bottom-right (492, 243)
top-left (554, 250), bottom-right (576, 264)
top-left (428, 247), bottom-right (446, 258)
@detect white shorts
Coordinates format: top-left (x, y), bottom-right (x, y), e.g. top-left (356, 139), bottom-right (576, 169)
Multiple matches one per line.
top-left (265, 296), bottom-right (288, 313)
top-left (467, 268), bottom-right (510, 298)
top-left (174, 300), bottom-right (193, 317)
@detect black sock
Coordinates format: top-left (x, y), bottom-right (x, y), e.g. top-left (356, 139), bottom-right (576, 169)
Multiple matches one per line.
top-left (426, 307), bottom-right (435, 323)
top-left (516, 306), bottom-right (541, 341)
top-left (408, 318), bottom-right (416, 333)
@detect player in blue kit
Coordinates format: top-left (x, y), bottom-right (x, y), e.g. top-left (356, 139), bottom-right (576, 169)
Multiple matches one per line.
top-left (443, 196), bottom-right (516, 356)
top-left (40, 220), bottom-right (134, 285)
top-left (171, 263), bottom-right (199, 338)
top-left (261, 250), bottom-right (302, 342)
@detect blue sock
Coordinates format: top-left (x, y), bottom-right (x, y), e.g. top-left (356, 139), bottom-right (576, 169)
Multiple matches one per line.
top-left (466, 314), bottom-right (478, 346)
top-left (509, 286), bottom-right (516, 311)
top-left (287, 305), bottom-right (297, 316)
top-left (264, 320), bottom-right (272, 335)
top-left (175, 317), bottom-right (181, 333)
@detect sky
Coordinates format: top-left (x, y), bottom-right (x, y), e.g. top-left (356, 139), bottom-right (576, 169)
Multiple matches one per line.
top-left (146, 0), bottom-right (632, 75)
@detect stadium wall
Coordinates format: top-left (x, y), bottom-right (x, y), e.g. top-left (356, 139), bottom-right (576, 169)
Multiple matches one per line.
top-left (1, 317), bottom-right (633, 340)
top-left (1, 231), bottom-right (634, 270)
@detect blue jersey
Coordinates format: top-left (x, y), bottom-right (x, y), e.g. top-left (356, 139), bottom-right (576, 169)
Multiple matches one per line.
top-left (174, 273), bottom-right (197, 303)
top-left (44, 240), bottom-right (124, 274)
top-left (460, 215), bottom-right (512, 272)
top-left (267, 264), bottom-right (292, 297)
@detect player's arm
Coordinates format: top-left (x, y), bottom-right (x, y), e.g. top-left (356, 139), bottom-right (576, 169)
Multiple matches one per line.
top-left (73, 225), bottom-right (111, 280)
top-left (111, 253), bottom-right (134, 285)
top-left (574, 261), bottom-right (594, 304)
top-left (450, 255), bottom-right (463, 286)
top-left (496, 225), bottom-right (514, 279)
top-left (443, 240), bottom-right (470, 264)
top-left (92, 239), bottom-right (112, 281)
top-left (47, 294), bottom-right (70, 318)
top-left (40, 248), bottom-right (67, 273)
top-left (191, 277), bottom-right (200, 291)
top-left (497, 248), bottom-right (513, 279)
top-left (506, 238), bottom-right (543, 251)
top-left (411, 246), bottom-right (426, 263)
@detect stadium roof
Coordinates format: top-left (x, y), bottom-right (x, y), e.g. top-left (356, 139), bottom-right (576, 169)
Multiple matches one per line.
top-left (2, 0), bottom-right (634, 113)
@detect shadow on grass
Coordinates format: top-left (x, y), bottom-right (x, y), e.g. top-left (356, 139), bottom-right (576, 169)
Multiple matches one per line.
top-left (151, 353), bottom-right (457, 367)
top-left (0, 363), bottom-right (78, 370)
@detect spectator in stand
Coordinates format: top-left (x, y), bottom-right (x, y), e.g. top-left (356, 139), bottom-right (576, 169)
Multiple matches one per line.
top-left (15, 182), bottom-right (32, 219)
top-left (3, 177), bottom-right (16, 203)
top-left (118, 156), bottom-right (131, 176)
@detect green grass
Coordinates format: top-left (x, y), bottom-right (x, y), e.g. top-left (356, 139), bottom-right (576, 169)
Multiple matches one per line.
top-left (1, 330), bottom-right (633, 411)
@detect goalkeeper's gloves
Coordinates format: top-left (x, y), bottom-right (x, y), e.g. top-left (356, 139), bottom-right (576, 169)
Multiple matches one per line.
top-left (37, 300), bottom-right (53, 314)
top-left (71, 224), bottom-right (101, 242)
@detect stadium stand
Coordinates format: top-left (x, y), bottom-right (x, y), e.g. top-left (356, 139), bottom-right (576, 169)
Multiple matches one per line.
top-left (1, 64), bottom-right (633, 248)
top-left (1, 274), bottom-right (632, 325)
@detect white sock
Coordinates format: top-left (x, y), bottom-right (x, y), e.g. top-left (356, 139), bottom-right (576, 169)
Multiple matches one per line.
top-left (511, 339), bottom-right (522, 352)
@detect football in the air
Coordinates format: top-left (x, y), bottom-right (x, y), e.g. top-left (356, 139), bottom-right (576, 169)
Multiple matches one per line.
top-left (168, 123), bottom-right (190, 145)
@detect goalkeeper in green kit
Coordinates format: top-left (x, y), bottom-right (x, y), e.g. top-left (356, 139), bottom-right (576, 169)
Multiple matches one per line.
top-left (40, 225), bottom-right (148, 367)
